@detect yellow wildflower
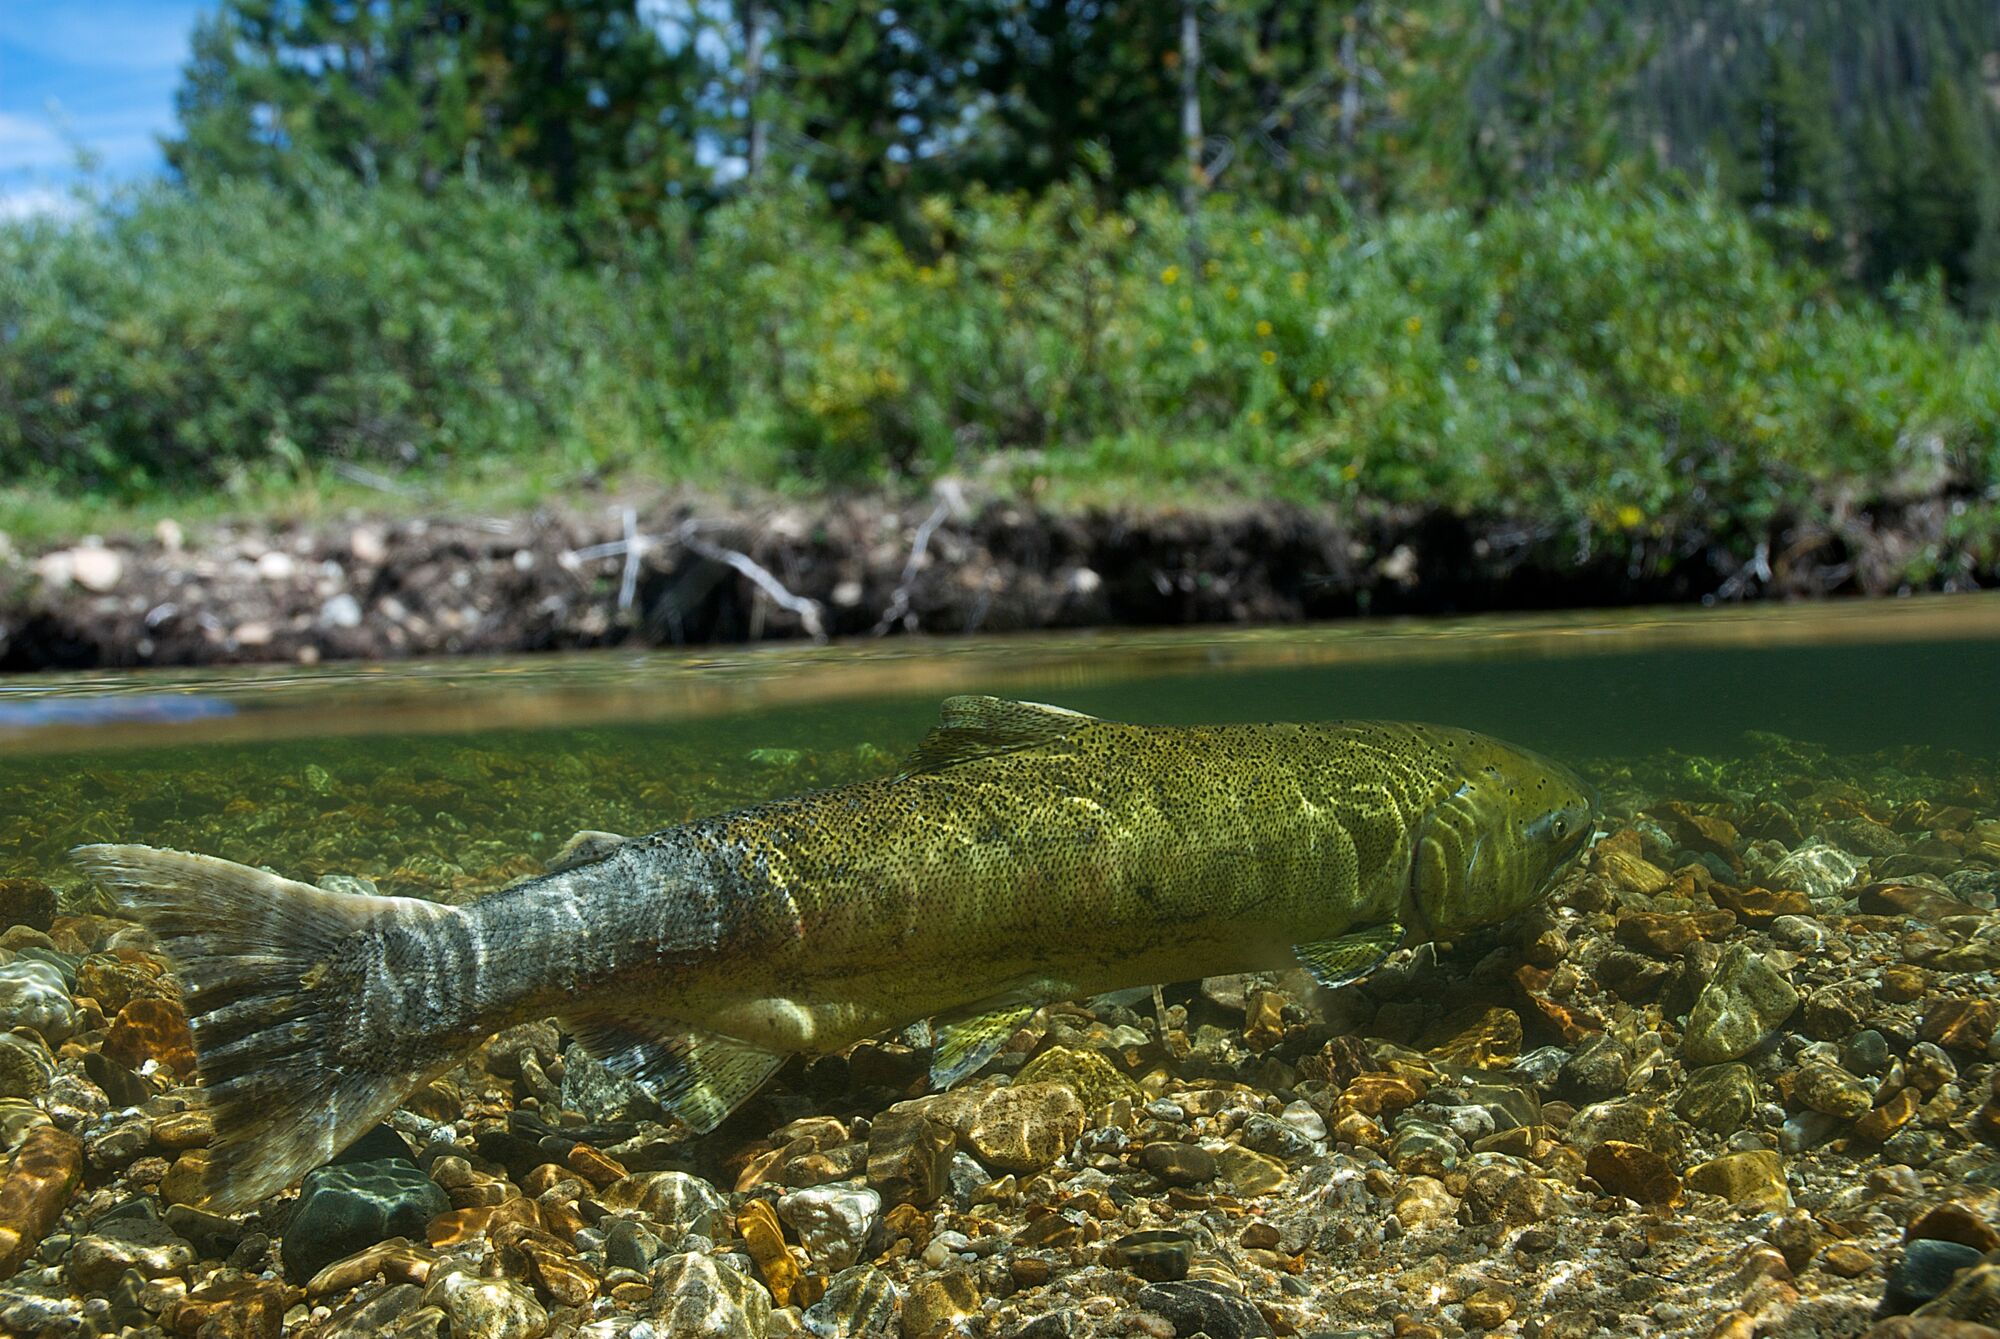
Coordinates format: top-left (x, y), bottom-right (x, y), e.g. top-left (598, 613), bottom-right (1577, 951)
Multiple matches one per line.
top-left (1616, 504), bottom-right (1645, 529)
top-left (1261, 349), bottom-right (1277, 365)
top-left (1248, 410), bottom-right (1264, 425)
top-left (1160, 265), bottom-right (1181, 285)
top-left (1191, 338), bottom-right (1208, 354)
top-left (1309, 379), bottom-right (1328, 400)
top-left (1255, 319), bottom-right (1273, 338)
top-left (1341, 461), bottom-right (1362, 481)
top-left (1405, 316), bottom-right (1423, 335)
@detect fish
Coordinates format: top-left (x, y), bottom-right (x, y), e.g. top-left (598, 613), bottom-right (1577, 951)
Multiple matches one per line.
top-left (72, 694), bottom-right (1596, 1210)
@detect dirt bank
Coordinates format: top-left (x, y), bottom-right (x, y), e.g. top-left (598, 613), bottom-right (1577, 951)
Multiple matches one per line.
top-left (1, 488), bottom-right (1991, 670)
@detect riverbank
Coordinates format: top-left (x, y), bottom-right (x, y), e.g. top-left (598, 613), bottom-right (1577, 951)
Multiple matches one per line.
top-left (2, 484), bottom-right (1991, 671)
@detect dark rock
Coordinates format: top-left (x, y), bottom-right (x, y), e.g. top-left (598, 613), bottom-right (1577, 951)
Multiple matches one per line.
top-left (802, 1262), bottom-right (899, 1339)
top-left (1142, 1141), bottom-right (1217, 1187)
top-left (1009, 1311), bottom-right (1082, 1339)
top-left (1135, 1281), bottom-right (1276, 1339)
top-left (1107, 1230), bottom-right (1194, 1282)
top-left (1560, 1036), bottom-right (1632, 1100)
top-left (0, 879), bottom-right (57, 932)
top-left (1882, 1240), bottom-right (1985, 1315)
top-left (332, 1125), bottom-right (417, 1166)
top-left (280, 1158), bottom-right (452, 1283)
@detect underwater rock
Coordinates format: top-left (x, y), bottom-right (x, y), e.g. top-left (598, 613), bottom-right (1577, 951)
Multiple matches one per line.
top-left (1014, 1045), bottom-right (1142, 1110)
top-left (102, 996), bottom-right (197, 1077)
top-left (956, 1083), bottom-right (1084, 1174)
top-left (0, 959), bottom-right (77, 1043)
top-left (1134, 1281), bottom-right (1275, 1339)
top-left (282, 1158), bottom-right (453, 1283)
top-left (68, 1215), bottom-right (196, 1294)
top-left (1883, 1240), bottom-right (1986, 1315)
top-left (0, 1032), bottom-right (54, 1102)
top-left (778, 1184), bottom-right (880, 1272)
top-left (425, 1269), bottom-right (549, 1339)
top-left (802, 1262), bottom-right (899, 1339)
top-left (0, 879), bottom-right (57, 932)
top-left (1586, 1141), bottom-right (1682, 1206)
top-left (1106, 1229), bottom-right (1195, 1281)
top-left (1142, 1141), bottom-right (1216, 1187)
top-left (168, 1278), bottom-right (288, 1339)
top-left (1767, 841), bottom-right (1862, 901)
top-left (900, 1271), bottom-right (982, 1339)
top-left (1795, 1062), bottom-right (1874, 1120)
top-left (597, 1170), bottom-right (727, 1243)
top-left (0, 1125), bottom-right (83, 1275)
top-left (1687, 1151), bottom-right (1790, 1212)
top-left (865, 1100), bottom-right (958, 1208)
top-left (1684, 945), bottom-right (1799, 1064)
top-left (646, 1251), bottom-right (773, 1339)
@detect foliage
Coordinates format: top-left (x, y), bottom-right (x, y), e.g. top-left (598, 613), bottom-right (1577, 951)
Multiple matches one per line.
top-left (6, 177), bottom-right (1995, 543)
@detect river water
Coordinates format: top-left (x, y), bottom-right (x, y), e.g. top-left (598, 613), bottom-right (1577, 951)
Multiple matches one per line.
top-left (0, 596), bottom-right (1996, 1337)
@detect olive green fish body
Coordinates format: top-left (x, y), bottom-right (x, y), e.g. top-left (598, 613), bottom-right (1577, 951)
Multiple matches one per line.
top-left (652, 719), bottom-right (1474, 1049)
top-left (72, 697), bottom-right (1594, 1210)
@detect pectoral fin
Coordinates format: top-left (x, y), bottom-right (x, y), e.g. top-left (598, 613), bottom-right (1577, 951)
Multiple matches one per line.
top-left (928, 1002), bottom-right (1041, 1088)
top-left (567, 1014), bottom-right (784, 1134)
top-left (1294, 922), bottom-right (1405, 989)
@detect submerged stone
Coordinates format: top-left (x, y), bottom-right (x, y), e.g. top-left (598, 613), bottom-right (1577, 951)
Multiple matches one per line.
top-left (1683, 945), bottom-right (1798, 1064)
top-left (282, 1159), bottom-right (452, 1283)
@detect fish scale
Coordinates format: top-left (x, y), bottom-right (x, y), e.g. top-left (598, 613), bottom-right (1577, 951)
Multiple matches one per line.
top-left (72, 694), bottom-right (1594, 1210)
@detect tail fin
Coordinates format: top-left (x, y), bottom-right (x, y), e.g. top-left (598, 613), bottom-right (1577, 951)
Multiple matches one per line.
top-left (72, 844), bottom-right (469, 1212)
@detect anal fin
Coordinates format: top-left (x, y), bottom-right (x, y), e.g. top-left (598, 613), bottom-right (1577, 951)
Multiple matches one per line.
top-left (567, 1014), bottom-right (784, 1134)
top-left (1295, 922), bottom-right (1405, 989)
top-left (929, 1002), bottom-right (1039, 1089)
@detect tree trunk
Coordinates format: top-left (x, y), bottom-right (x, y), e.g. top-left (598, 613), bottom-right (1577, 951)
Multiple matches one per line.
top-left (1180, 0), bottom-right (1205, 232)
top-left (744, 0), bottom-right (768, 181)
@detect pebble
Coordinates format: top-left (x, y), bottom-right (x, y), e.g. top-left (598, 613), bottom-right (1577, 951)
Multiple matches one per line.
top-left (1795, 1062), bottom-right (1873, 1119)
top-left (68, 1214), bottom-right (196, 1293)
top-left (1677, 1063), bottom-right (1758, 1134)
top-left (1142, 1141), bottom-right (1217, 1187)
top-left (1393, 1176), bottom-right (1460, 1230)
top-left (0, 960), bottom-right (78, 1043)
top-left (0, 1032), bottom-right (54, 1102)
top-left (1106, 1230), bottom-right (1194, 1281)
top-left (0, 1126), bottom-right (83, 1275)
top-left (957, 1083), bottom-right (1085, 1174)
top-left (647, 1251), bottom-right (774, 1338)
top-left (777, 1184), bottom-right (880, 1271)
top-left (801, 1262), bottom-right (899, 1339)
top-left (168, 1278), bottom-right (288, 1339)
top-left (866, 1101), bottom-right (958, 1207)
top-left (901, 1271), bottom-right (981, 1339)
top-left (1687, 1151), bottom-right (1790, 1211)
top-left (1134, 1281), bottom-right (1275, 1339)
top-left (1908, 1201), bottom-right (2000, 1254)
top-left (426, 1270), bottom-right (549, 1339)
top-left (1684, 945), bottom-right (1800, 1064)
top-left (1586, 1141), bottom-right (1682, 1206)
top-left (282, 1158), bottom-right (452, 1283)
top-left (1882, 1239), bottom-right (1986, 1314)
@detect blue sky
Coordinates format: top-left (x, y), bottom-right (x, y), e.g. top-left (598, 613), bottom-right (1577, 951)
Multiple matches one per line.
top-left (0, 1), bottom-right (210, 217)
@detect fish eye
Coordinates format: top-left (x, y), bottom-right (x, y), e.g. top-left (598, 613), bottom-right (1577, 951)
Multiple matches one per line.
top-left (1551, 817), bottom-right (1568, 839)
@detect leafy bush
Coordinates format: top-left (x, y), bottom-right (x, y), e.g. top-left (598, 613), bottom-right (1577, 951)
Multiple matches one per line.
top-left (4, 174), bottom-right (1996, 543)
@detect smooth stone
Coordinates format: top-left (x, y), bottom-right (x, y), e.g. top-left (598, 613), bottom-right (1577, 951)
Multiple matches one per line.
top-left (0, 960), bottom-right (77, 1043)
top-left (1883, 1240), bottom-right (1986, 1315)
top-left (0, 1032), bottom-right (54, 1101)
top-left (801, 1262), bottom-right (899, 1339)
top-left (1677, 1064), bottom-right (1758, 1135)
top-left (321, 1283), bottom-right (426, 1339)
top-left (1795, 1062), bottom-right (1873, 1119)
top-left (598, 1170), bottom-right (728, 1242)
top-left (646, 1252), bottom-right (773, 1338)
top-left (1684, 945), bottom-right (1799, 1065)
top-left (603, 1217), bottom-right (667, 1273)
top-left (1908, 1202), bottom-right (2000, 1255)
top-left (1561, 1036), bottom-right (1632, 1100)
top-left (1107, 1229), bottom-right (1194, 1281)
top-left (1134, 1281), bottom-right (1275, 1339)
top-left (1844, 1030), bottom-right (1894, 1076)
top-left (425, 1270), bottom-right (549, 1339)
top-left (1392, 1176), bottom-right (1460, 1230)
top-left (1586, 1141), bottom-right (1682, 1206)
top-left (957, 1083), bottom-right (1085, 1174)
top-left (0, 1126), bottom-right (85, 1276)
top-left (1687, 1151), bottom-right (1790, 1211)
top-left (1239, 1113), bottom-right (1317, 1163)
top-left (777, 1184), bottom-right (880, 1272)
top-left (281, 1158), bottom-right (452, 1283)
top-left (902, 1271), bottom-right (982, 1339)
top-left (1142, 1141), bottom-right (1217, 1187)
top-left (1014, 1045), bottom-right (1143, 1110)
top-left (168, 1278), bottom-right (288, 1339)
top-left (1768, 841), bottom-right (1862, 900)
top-left (865, 1101), bottom-right (957, 1207)
top-left (68, 1216), bottom-right (196, 1293)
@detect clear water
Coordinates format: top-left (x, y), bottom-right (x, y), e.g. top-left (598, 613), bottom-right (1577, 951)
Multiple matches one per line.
top-left (3, 594), bottom-right (1996, 890)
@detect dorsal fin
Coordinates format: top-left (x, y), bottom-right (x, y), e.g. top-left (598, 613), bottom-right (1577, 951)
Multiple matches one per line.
top-left (897, 696), bottom-right (1097, 778)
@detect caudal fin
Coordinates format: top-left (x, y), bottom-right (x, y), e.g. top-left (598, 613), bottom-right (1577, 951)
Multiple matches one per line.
top-left (72, 844), bottom-right (469, 1212)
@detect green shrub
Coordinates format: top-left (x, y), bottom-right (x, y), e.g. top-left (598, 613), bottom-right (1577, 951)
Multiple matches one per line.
top-left (3, 174), bottom-right (1995, 544)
